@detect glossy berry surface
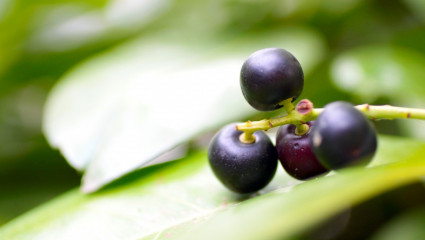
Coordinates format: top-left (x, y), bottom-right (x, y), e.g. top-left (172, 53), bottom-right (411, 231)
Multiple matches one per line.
top-left (276, 121), bottom-right (329, 180)
top-left (309, 101), bottom-right (378, 170)
top-left (208, 123), bottom-right (278, 193)
top-left (240, 48), bottom-right (304, 111)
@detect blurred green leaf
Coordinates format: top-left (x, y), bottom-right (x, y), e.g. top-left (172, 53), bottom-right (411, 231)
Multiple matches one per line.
top-left (1, 135), bottom-right (425, 239)
top-left (403, 0), bottom-right (425, 21)
top-left (319, 0), bottom-right (362, 15)
top-left (370, 206), bottom-right (425, 240)
top-left (0, 0), bottom-right (107, 73)
top-left (43, 27), bottom-right (326, 192)
top-left (0, 150), bottom-right (297, 239)
top-left (330, 45), bottom-right (425, 102)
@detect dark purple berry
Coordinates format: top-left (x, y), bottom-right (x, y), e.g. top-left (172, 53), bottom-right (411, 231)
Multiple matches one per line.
top-left (276, 121), bottom-right (329, 180)
top-left (309, 101), bottom-right (378, 170)
top-left (240, 48), bottom-right (304, 111)
top-left (208, 124), bottom-right (278, 193)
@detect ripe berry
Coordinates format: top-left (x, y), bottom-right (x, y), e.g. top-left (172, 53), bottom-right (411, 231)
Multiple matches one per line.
top-left (240, 48), bottom-right (304, 111)
top-left (208, 124), bottom-right (278, 193)
top-left (309, 101), bottom-right (378, 170)
top-left (276, 121), bottom-right (329, 180)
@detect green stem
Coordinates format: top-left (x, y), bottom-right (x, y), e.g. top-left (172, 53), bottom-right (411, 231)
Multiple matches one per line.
top-left (295, 123), bottom-right (310, 136)
top-left (239, 131), bottom-right (255, 144)
top-left (355, 104), bottom-right (425, 120)
top-left (280, 98), bottom-right (294, 113)
top-left (236, 102), bottom-right (425, 133)
top-left (236, 108), bottom-right (321, 132)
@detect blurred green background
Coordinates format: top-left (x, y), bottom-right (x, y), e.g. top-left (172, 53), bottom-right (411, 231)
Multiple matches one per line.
top-left (1, 0), bottom-right (425, 233)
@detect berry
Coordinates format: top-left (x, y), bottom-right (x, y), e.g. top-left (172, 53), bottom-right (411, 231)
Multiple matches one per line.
top-left (276, 121), bottom-right (329, 180)
top-left (309, 101), bottom-right (378, 169)
top-left (240, 48), bottom-right (304, 111)
top-left (208, 124), bottom-right (278, 193)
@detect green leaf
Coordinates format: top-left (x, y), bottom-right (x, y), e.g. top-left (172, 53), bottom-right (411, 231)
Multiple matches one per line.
top-left (403, 0), bottom-right (425, 21)
top-left (370, 206), bottom-right (425, 240)
top-left (43, 27), bottom-right (326, 192)
top-left (330, 45), bottom-right (425, 102)
top-left (1, 136), bottom-right (425, 240)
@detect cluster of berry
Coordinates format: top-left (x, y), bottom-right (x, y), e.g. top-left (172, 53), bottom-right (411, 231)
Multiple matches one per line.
top-left (208, 48), bottom-right (378, 194)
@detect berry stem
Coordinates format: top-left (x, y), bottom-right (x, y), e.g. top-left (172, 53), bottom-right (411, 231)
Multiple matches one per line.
top-left (236, 100), bottom-right (425, 133)
top-left (280, 98), bottom-right (295, 113)
top-left (239, 132), bottom-right (255, 144)
top-left (355, 104), bottom-right (425, 120)
top-left (236, 107), bottom-right (321, 132)
top-left (295, 123), bottom-right (310, 136)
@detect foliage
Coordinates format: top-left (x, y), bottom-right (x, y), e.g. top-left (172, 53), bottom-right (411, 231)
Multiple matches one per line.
top-left (1, 136), bottom-right (425, 239)
top-left (1, 0), bottom-right (425, 239)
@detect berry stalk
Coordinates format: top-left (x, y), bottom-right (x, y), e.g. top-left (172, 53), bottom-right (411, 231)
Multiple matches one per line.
top-left (236, 100), bottom-right (425, 134)
top-left (355, 104), bottom-right (425, 120)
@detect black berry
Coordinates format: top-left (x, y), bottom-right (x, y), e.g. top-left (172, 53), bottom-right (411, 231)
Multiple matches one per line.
top-left (276, 121), bottom-right (329, 180)
top-left (208, 124), bottom-right (278, 193)
top-left (240, 48), bottom-right (304, 111)
top-left (309, 101), bottom-right (378, 169)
